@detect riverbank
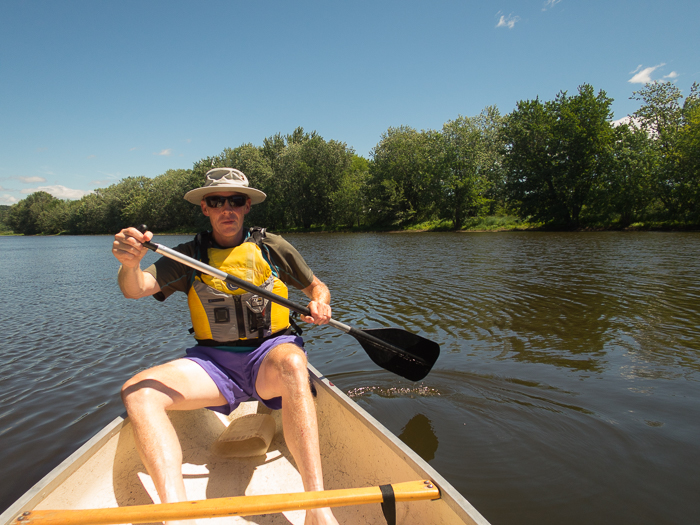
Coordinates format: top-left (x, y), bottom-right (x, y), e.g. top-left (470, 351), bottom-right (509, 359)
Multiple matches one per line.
top-left (2, 215), bottom-right (698, 236)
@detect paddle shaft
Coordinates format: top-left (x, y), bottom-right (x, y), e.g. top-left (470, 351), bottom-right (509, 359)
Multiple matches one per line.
top-left (16, 480), bottom-right (440, 525)
top-left (141, 239), bottom-right (418, 362)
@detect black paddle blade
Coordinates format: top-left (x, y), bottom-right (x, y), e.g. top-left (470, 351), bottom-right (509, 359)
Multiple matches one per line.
top-left (354, 328), bottom-right (440, 382)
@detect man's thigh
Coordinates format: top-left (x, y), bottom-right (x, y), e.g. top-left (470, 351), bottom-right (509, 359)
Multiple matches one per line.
top-left (122, 358), bottom-right (226, 410)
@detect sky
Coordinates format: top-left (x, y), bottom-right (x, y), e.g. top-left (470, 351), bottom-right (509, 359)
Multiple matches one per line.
top-left (1, 0), bottom-right (699, 205)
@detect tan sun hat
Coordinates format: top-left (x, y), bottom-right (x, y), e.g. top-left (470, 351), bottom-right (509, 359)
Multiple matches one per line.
top-left (184, 168), bottom-right (267, 205)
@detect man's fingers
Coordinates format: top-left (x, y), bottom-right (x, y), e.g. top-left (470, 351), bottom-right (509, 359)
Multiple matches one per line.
top-left (113, 228), bottom-right (152, 266)
top-left (123, 226), bottom-right (152, 244)
top-left (302, 302), bottom-right (332, 325)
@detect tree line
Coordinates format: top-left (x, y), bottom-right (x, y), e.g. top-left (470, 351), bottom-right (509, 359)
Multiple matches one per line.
top-left (4, 81), bottom-right (699, 235)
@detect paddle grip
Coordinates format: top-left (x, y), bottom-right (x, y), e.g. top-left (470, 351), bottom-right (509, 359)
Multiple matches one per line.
top-left (135, 225), bottom-right (159, 252)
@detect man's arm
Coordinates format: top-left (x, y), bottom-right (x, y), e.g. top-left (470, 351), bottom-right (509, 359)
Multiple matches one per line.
top-left (300, 275), bottom-right (332, 325)
top-left (113, 227), bottom-right (162, 299)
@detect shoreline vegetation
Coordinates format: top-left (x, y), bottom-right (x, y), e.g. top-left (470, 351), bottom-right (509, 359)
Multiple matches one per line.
top-left (3, 216), bottom-right (697, 236)
top-left (3, 81), bottom-right (699, 237)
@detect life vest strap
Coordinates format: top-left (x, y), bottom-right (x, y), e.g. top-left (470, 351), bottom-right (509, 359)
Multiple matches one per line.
top-left (194, 328), bottom-right (294, 348)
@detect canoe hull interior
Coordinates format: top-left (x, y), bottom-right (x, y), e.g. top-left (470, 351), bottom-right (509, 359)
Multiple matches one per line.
top-left (1, 365), bottom-right (490, 525)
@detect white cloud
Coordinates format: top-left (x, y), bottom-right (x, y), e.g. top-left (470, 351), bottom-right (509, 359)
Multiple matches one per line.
top-left (155, 149), bottom-right (173, 156)
top-left (496, 12), bottom-right (520, 29)
top-left (18, 176), bottom-right (47, 184)
top-left (542, 0), bottom-right (562, 10)
top-left (1, 194), bottom-right (18, 204)
top-left (664, 71), bottom-right (679, 80)
top-left (21, 185), bottom-right (91, 200)
top-left (612, 116), bottom-right (642, 129)
top-left (628, 63), bottom-right (666, 84)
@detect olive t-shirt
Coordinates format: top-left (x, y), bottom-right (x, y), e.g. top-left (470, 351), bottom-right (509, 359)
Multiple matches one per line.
top-left (143, 231), bottom-right (315, 302)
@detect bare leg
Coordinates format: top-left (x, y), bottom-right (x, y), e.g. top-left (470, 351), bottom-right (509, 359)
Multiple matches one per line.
top-left (256, 344), bottom-right (340, 525)
top-left (121, 358), bottom-right (226, 525)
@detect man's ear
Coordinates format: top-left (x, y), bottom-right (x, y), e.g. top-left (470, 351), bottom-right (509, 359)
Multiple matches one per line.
top-left (244, 199), bottom-right (251, 215)
top-left (201, 200), bottom-right (210, 217)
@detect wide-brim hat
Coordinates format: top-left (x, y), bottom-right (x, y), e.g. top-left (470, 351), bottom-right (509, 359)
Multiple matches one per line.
top-left (184, 168), bottom-right (267, 205)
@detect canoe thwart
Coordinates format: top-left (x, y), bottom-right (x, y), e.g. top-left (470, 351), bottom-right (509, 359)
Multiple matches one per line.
top-left (14, 480), bottom-right (441, 525)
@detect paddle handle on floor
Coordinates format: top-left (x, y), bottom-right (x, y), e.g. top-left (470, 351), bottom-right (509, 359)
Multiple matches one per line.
top-left (15, 480), bottom-right (440, 525)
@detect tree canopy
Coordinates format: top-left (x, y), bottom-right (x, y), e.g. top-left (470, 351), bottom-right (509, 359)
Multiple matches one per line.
top-left (5, 82), bottom-right (699, 235)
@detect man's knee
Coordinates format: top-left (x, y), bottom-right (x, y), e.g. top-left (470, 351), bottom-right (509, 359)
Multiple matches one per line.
top-left (270, 344), bottom-right (308, 375)
top-left (262, 344), bottom-right (310, 392)
top-left (120, 372), bottom-right (183, 412)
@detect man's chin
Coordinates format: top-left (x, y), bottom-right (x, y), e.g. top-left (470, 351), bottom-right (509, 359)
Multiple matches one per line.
top-left (212, 221), bottom-right (241, 239)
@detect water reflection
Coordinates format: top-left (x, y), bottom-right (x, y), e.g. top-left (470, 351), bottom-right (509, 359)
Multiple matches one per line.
top-left (290, 232), bottom-right (700, 375)
top-left (398, 413), bottom-right (439, 462)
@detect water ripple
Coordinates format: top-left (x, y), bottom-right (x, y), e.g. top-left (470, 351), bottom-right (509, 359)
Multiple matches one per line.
top-left (2, 233), bottom-right (700, 525)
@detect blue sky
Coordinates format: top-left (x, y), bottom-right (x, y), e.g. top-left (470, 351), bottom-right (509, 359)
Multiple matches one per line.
top-left (1, 0), bottom-right (698, 204)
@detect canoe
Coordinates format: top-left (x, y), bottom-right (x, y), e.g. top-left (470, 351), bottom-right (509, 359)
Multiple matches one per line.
top-left (0, 364), bottom-right (491, 525)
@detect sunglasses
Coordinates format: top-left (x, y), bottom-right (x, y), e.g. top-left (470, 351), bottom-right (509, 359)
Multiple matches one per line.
top-left (205, 195), bottom-right (248, 208)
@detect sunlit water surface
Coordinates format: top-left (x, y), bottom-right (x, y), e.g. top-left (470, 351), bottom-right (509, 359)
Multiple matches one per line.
top-left (1, 232), bottom-right (699, 525)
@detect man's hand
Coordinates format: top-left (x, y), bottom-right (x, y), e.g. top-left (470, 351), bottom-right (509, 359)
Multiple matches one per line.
top-left (113, 227), bottom-right (160, 299)
top-left (302, 300), bottom-right (332, 325)
top-left (113, 227), bottom-right (153, 268)
top-left (300, 276), bottom-right (332, 325)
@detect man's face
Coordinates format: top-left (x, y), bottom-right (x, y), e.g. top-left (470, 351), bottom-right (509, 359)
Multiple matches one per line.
top-left (200, 192), bottom-right (251, 241)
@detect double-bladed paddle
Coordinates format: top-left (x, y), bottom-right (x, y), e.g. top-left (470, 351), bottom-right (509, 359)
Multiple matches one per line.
top-left (135, 226), bottom-right (439, 381)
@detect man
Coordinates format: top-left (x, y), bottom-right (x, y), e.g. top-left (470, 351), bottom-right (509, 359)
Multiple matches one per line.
top-left (112, 167), bottom-right (339, 525)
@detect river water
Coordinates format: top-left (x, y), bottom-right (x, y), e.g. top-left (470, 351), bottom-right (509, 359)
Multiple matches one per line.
top-left (1, 232), bottom-right (699, 524)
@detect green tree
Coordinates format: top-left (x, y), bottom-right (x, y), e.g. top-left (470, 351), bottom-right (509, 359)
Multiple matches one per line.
top-left (369, 126), bottom-right (439, 226)
top-left (676, 101), bottom-right (700, 221)
top-left (36, 198), bottom-right (70, 234)
top-left (0, 205), bottom-right (11, 232)
top-left (631, 81), bottom-right (700, 220)
top-left (256, 128), bottom-right (317, 228)
top-left (503, 84), bottom-right (615, 227)
top-left (238, 128), bottom-right (354, 229)
top-left (275, 135), bottom-right (354, 228)
top-left (331, 155), bottom-right (370, 228)
top-left (438, 106), bottom-right (504, 228)
top-left (7, 191), bottom-right (62, 234)
top-left (137, 170), bottom-right (205, 232)
top-left (597, 123), bottom-right (654, 226)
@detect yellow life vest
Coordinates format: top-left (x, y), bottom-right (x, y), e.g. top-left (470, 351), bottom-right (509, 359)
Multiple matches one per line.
top-left (187, 238), bottom-right (290, 345)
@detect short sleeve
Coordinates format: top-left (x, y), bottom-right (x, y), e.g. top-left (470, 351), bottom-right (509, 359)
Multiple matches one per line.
top-left (143, 240), bottom-right (196, 301)
top-left (261, 233), bottom-right (315, 290)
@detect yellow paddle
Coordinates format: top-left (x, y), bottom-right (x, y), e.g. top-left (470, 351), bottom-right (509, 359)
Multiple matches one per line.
top-left (14, 480), bottom-right (440, 525)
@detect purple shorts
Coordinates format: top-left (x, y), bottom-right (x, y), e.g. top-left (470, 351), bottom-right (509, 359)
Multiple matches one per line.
top-left (184, 335), bottom-right (304, 415)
